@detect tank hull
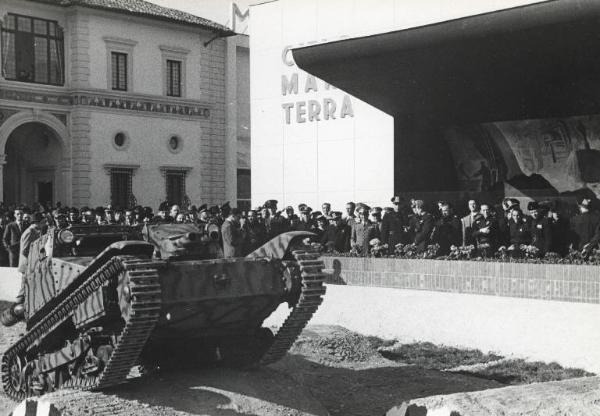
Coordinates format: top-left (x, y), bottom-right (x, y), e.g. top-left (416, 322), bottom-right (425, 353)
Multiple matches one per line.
top-left (1, 228), bottom-right (326, 400)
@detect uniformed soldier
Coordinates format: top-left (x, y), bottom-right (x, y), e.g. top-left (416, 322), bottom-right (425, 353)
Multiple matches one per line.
top-left (243, 209), bottom-right (267, 254)
top-left (314, 215), bottom-right (329, 242)
top-left (197, 204), bottom-right (209, 227)
top-left (351, 204), bottom-right (380, 255)
top-left (497, 198), bottom-right (519, 247)
top-left (472, 203), bottom-right (499, 254)
top-left (508, 207), bottom-right (531, 247)
top-left (431, 202), bottom-right (461, 255)
top-left (370, 207), bottom-right (383, 233)
top-left (381, 196), bottom-right (407, 248)
top-left (409, 200), bottom-right (434, 251)
top-left (264, 200), bottom-right (287, 238)
top-left (323, 211), bottom-right (351, 252)
top-left (544, 201), bottom-right (569, 256)
top-left (297, 207), bottom-right (314, 232)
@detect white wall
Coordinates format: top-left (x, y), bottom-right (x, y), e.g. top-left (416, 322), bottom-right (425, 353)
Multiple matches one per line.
top-left (249, 0), bottom-right (549, 211)
top-left (86, 12), bottom-right (210, 100)
top-left (88, 112), bottom-right (206, 209)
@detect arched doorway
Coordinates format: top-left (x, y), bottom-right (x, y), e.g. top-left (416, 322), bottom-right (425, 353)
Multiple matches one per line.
top-left (3, 122), bottom-right (64, 207)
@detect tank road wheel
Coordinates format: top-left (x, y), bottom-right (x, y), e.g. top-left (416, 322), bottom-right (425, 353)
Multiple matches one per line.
top-left (281, 261), bottom-right (302, 307)
top-left (6, 354), bottom-right (26, 395)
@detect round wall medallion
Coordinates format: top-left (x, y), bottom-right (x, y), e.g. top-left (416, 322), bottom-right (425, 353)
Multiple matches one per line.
top-left (112, 131), bottom-right (130, 150)
top-left (167, 135), bottom-right (183, 154)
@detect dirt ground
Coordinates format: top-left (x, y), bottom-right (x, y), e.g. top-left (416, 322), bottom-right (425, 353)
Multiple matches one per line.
top-left (0, 317), bottom-right (504, 416)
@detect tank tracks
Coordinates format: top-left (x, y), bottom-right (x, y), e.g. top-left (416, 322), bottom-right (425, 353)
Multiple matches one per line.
top-left (1, 256), bottom-right (163, 401)
top-left (260, 248), bottom-right (327, 365)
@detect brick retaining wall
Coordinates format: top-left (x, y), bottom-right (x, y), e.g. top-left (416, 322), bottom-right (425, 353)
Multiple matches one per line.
top-left (323, 257), bottom-right (600, 304)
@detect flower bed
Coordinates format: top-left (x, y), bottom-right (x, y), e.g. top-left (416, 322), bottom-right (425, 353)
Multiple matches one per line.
top-left (325, 243), bottom-right (600, 265)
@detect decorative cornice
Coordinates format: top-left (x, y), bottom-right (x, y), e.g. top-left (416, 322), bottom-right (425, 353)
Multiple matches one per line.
top-left (103, 163), bottom-right (141, 175)
top-left (0, 87), bottom-right (211, 119)
top-left (103, 36), bottom-right (138, 48)
top-left (159, 45), bottom-right (191, 55)
top-left (159, 165), bottom-right (193, 177)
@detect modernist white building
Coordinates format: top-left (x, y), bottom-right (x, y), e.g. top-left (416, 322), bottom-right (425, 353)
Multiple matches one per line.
top-left (0, 0), bottom-right (250, 210)
top-left (250, 0), bottom-right (600, 211)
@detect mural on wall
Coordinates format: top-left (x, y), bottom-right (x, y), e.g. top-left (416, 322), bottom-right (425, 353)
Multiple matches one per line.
top-left (445, 115), bottom-right (600, 198)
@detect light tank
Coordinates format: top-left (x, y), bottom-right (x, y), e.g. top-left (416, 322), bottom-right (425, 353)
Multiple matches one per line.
top-left (0, 223), bottom-right (326, 400)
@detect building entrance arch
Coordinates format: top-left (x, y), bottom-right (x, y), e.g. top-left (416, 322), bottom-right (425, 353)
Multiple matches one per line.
top-left (0, 110), bottom-right (70, 206)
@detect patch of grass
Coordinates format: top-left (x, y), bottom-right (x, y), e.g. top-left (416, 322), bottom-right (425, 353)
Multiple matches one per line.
top-left (365, 335), bottom-right (396, 350)
top-left (378, 341), bottom-right (503, 370)
top-left (459, 359), bottom-right (595, 385)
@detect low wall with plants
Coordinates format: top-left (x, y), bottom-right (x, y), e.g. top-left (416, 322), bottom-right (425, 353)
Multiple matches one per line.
top-left (322, 255), bottom-right (599, 304)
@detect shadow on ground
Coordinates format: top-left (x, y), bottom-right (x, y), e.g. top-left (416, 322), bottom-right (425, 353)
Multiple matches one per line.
top-left (271, 354), bottom-right (502, 416)
top-left (96, 354), bottom-right (502, 416)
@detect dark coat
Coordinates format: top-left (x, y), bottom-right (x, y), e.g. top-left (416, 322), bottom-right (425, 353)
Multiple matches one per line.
top-left (549, 216), bottom-right (570, 256)
top-left (265, 215), bottom-right (288, 238)
top-left (432, 215), bottom-right (462, 255)
top-left (530, 216), bottom-right (552, 254)
top-left (509, 218), bottom-right (531, 246)
top-left (472, 215), bottom-right (499, 249)
top-left (3, 221), bottom-right (23, 251)
top-left (323, 223), bottom-right (351, 252)
top-left (381, 211), bottom-right (406, 248)
top-left (410, 212), bottom-right (434, 250)
top-left (496, 215), bottom-right (511, 247)
top-left (3, 221), bottom-right (24, 267)
top-left (244, 221), bottom-right (267, 254)
top-left (570, 212), bottom-right (600, 250)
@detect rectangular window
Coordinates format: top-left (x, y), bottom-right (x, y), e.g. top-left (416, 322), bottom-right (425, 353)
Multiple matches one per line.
top-left (1, 13), bottom-right (64, 85)
top-left (166, 170), bottom-right (186, 206)
top-left (110, 168), bottom-right (133, 209)
top-left (237, 169), bottom-right (251, 211)
top-left (166, 59), bottom-right (181, 97)
top-left (111, 52), bottom-right (127, 90)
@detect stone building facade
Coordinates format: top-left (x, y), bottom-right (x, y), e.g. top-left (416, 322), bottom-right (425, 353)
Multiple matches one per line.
top-left (0, 0), bottom-right (247, 210)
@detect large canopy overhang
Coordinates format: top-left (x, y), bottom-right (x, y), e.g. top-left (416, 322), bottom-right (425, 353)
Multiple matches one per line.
top-left (292, 0), bottom-right (600, 124)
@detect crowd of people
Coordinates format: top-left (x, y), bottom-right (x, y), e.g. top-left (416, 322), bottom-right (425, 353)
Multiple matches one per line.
top-left (2, 194), bottom-right (600, 268)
